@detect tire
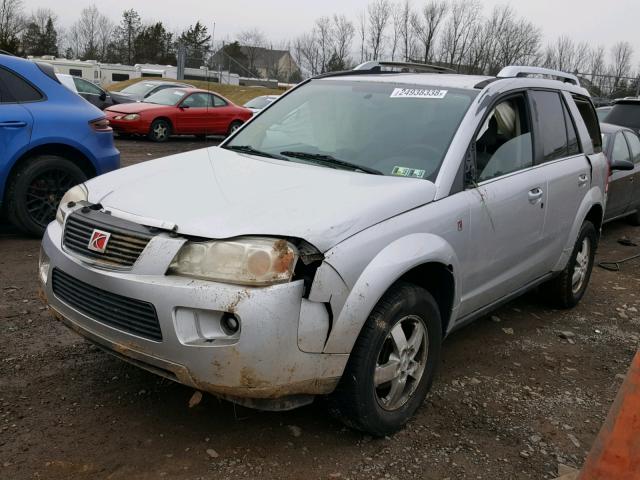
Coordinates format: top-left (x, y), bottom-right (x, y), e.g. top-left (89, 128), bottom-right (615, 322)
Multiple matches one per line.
top-left (148, 119), bottom-right (171, 142)
top-left (329, 282), bottom-right (442, 436)
top-left (6, 155), bottom-right (87, 236)
top-left (227, 120), bottom-right (243, 137)
top-left (542, 221), bottom-right (597, 309)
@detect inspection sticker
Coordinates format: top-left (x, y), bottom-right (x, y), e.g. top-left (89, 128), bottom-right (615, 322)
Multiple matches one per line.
top-left (390, 88), bottom-right (447, 99)
top-left (392, 166), bottom-right (426, 178)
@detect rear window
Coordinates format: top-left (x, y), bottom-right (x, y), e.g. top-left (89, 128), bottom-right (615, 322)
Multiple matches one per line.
top-left (0, 67), bottom-right (43, 103)
top-left (605, 103), bottom-right (640, 130)
top-left (529, 90), bottom-right (573, 162)
top-left (571, 95), bottom-right (603, 153)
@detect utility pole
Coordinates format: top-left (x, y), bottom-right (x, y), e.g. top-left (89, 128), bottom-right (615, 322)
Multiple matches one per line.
top-left (177, 42), bottom-right (186, 80)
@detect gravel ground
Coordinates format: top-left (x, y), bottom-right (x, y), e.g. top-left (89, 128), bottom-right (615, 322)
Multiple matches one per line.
top-left (1, 138), bottom-right (639, 480)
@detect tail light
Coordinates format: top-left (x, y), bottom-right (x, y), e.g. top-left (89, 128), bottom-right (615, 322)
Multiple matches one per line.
top-left (90, 118), bottom-right (112, 132)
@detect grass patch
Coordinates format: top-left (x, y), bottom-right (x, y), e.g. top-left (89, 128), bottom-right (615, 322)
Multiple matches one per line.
top-left (106, 78), bottom-right (286, 106)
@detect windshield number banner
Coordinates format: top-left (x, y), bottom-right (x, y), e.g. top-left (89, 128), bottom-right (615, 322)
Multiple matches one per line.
top-left (390, 88), bottom-right (447, 99)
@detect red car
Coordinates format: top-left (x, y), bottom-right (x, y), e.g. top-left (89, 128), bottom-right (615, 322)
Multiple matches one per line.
top-left (104, 87), bottom-right (253, 142)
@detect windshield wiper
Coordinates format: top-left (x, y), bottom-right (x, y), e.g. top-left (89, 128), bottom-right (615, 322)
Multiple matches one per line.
top-left (225, 145), bottom-right (288, 160)
top-left (280, 151), bottom-right (383, 175)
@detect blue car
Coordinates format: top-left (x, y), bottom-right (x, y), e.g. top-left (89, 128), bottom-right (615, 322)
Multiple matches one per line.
top-left (0, 54), bottom-right (120, 235)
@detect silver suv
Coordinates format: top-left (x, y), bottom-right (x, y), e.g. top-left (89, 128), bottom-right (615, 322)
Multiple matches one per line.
top-left (40, 63), bottom-right (619, 436)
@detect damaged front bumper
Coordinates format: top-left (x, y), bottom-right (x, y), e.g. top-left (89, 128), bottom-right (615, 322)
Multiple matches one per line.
top-left (40, 221), bottom-right (348, 410)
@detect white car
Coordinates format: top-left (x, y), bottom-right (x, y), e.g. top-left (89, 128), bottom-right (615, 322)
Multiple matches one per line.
top-left (243, 95), bottom-right (280, 114)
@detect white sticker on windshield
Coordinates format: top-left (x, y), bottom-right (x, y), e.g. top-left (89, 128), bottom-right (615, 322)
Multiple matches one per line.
top-left (390, 88), bottom-right (447, 99)
top-left (392, 166), bottom-right (426, 178)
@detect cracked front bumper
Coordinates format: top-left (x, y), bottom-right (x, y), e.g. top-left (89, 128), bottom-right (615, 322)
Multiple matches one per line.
top-left (41, 221), bottom-right (347, 405)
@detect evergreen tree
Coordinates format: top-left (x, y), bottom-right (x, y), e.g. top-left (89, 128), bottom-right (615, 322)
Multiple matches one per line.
top-left (113, 9), bottom-right (141, 64)
top-left (134, 22), bottom-right (175, 64)
top-left (40, 17), bottom-right (57, 55)
top-left (179, 21), bottom-right (210, 68)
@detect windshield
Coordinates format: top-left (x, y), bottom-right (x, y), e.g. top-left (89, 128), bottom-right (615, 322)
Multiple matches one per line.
top-left (145, 88), bottom-right (188, 106)
top-left (225, 79), bottom-right (477, 180)
top-left (597, 107), bottom-right (612, 122)
top-left (605, 104), bottom-right (640, 129)
top-left (244, 96), bottom-right (275, 109)
top-left (119, 82), bottom-right (159, 95)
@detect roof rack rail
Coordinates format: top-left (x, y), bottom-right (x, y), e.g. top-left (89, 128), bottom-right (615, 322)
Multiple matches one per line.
top-left (497, 66), bottom-right (580, 86)
top-left (354, 61), bottom-right (455, 74)
top-left (0, 49), bottom-right (16, 56)
top-left (314, 60), bottom-right (454, 80)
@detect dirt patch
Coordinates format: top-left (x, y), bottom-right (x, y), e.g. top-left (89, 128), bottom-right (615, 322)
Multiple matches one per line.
top-left (1, 139), bottom-right (640, 479)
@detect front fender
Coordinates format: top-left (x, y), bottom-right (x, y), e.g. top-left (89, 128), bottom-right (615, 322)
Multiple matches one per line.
top-left (552, 186), bottom-right (604, 272)
top-left (322, 233), bottom-right (460, 354)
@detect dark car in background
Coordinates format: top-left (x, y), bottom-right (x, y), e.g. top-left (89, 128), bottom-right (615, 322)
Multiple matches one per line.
top-left (109, 80), bottom-right (195, 104)
top-left (57, 73), bottom-right (115, 110)
top-left (0, 54), bottom-right (120, 235)
top-left (601, 123), bottom-right (640, 224)
top-left (602, 98), bottom-right (640, 134)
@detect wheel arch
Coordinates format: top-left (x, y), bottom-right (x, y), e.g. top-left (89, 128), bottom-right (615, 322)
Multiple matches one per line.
top-left (2, 143), bottom-right (95, 209)
top-left (322, 233), bottom-right (460, 354)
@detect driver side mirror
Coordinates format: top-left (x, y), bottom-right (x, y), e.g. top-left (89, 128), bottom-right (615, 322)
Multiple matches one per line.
top-left (99, 92), bottom-right (107, 101)
top-left (179, 104), bottom-right (190, 109)
top-left (610, 159), bottom-right (634, 172)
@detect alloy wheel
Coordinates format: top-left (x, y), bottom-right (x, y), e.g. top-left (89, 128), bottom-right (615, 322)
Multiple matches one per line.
top-left (374, 315), bottom-right (428, 411)
top-left (25, 169), bottom-right (76, 228)
top-left (571, 237), bottom-right (591, 294)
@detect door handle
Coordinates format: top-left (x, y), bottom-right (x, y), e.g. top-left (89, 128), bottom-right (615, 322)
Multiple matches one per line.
top-left (0, 121), bottom-right (27, 128)
top-left (578, 173), bottom-right (589, 186)
top-left (528, 187), bottom-right (543, 203)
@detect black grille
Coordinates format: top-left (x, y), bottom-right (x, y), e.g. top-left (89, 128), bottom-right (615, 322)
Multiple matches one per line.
top-left (63, 210), bottom-right (154, 268)
top-left (52, 268), bottom-right (162, 341)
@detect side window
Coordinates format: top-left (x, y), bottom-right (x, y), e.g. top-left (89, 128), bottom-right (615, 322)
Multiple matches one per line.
top-left (0, 67), bottom-right (43, 103)
top-left (475, 95), bottom-right (533, 182)
top-left (623, 132), bottom-right (640, 164)
top-left (612, 133), bottom-right (631, 163)
top-left (529, 90), bottom-right (570, 162)
top-left (112, 73), bottom-right (129, 82)
top-left (563, 101), bottom-right (581, 156)
top-left (181, 93), bottom-right (209, 108)
top-left (571, 95), bottom-right (603, 153)
top-left (69, 69), bottom-right (82, 77)
top-left (212, 95), bottom-right (227, 107)
top-left (73, 78), bottom-right (102, 95)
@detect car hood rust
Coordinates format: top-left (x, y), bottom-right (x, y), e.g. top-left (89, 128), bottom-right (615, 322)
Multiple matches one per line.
top-left (84, 146), bottom-right (437, 251)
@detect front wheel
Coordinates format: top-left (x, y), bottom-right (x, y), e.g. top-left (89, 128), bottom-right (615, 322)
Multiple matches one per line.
top-left (542, 221), bottom-right (597, 308)
top-left (6, 155), bottom-right (87, 236)
top-left (148, 119), bottom-right (171, 142)
top-left (329, 282), bottom-right (442, 436)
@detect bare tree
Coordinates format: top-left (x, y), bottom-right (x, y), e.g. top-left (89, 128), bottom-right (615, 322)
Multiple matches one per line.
top-left (390, 3), bottom-right (403, 61)
top-left (397, 0), bottom-right (414, 62)
top-left (67, 5), bottom-right (113, 61)
top-left (367, 0), bottom-right (391, 60)
top-left (610, 41), bottom-right (633, 90)
top-left (411, 0), bottom-right (447, 64)
top-left (239, 28), bottom-right (266, 74)
top-left (440, 0), bottom-right (481, 71)
top-left (357, 10), bottom-right (367, 63)
top-left (314, 16), bottom-right (332, 73)
top-left (293, 33), bottom-right (320, 76)
top-left (331, 14), bottom-right (355, 69)
top-left (0, 0), bottom-right (24, 52)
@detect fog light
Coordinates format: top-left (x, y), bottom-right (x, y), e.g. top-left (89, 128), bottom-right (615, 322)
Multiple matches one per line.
top-left (38, 247), bottom-right (50, 285)
top-left (221, 313), bottom-right (240, 335)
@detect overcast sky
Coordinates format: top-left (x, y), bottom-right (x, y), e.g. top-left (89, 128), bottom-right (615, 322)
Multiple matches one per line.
top-left (21, 0), bottom-right (640, 62)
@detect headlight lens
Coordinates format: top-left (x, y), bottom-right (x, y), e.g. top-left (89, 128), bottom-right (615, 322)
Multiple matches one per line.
top-left (55, 184), bottom-right (88, 224)
top-left (168, 237), bottom-right (298, 286)
top-left (122, 114), bottom-right (140, 121)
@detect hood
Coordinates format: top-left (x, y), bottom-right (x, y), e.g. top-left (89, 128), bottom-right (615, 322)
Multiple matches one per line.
top-left (106, 102), bottom-right (171, 114)
top-left (84, 147), bottom-right (437, 252)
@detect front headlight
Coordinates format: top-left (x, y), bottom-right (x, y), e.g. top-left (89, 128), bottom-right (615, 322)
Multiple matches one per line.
top-left (55, 184), bottom-right (88, 224)
top-left (168, 237), bottom-right (298, 286)
top-left (123, 114), bottom-right (140, 121)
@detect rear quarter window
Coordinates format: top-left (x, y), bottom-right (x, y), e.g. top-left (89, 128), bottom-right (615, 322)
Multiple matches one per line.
top-left (0, 67), bottom-right (43, 103)
top-left (571, 95), bottom-right (603, 153)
